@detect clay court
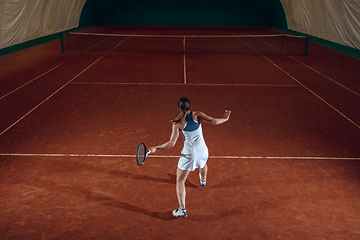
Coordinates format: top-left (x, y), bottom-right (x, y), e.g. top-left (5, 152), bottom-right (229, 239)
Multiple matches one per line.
top-left (1, 25), bottom-right (360, 239)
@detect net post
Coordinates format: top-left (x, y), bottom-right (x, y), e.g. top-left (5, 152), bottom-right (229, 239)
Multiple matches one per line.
top-left (304, 36), bottom-right (310, 55)
top-left (60, 32), bottom-right (64, 53)
top-left (67, 32), bottom-right (70, 52)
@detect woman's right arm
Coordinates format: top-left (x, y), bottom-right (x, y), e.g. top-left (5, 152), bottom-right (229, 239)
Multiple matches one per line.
top-left (149, 122), bottom-right (181, 154)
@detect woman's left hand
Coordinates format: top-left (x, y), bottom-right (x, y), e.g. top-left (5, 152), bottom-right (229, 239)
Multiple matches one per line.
top-left (224, 110), bottom-right (231, 120)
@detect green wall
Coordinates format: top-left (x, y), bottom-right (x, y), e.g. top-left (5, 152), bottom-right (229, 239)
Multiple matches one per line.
top-left (79, 0), bottom-right (287, 27)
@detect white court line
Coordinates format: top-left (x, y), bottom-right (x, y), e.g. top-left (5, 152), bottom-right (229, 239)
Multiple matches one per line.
top-left (0, 33), bottom-right (135, 137)
top-left (238, 32), bottom-right (359, 98)
top-left (183, 36), bottom-right (187, 84)
top-left (0, 58), bottom-right (104, 136)
top-left (0, 31), bottom-right (131, 100)
top-left (234, 32), bottom-right (360, 129)
top-left (0, 153), bottom-right (359, 161)
top-left (236, 33), bottom-right (360, 129)
top-left (263, 56), bottom-right (360, 129)
top-left (0, 31), bottom-right (128, 100)
top-left (288, 56), bottom-right (360, 97)
top-left (0, 63), bottom-right (65, 100)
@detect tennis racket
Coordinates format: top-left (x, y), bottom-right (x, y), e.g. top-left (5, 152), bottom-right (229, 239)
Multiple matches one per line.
top-left (136, 143), bottom-right (151, 166)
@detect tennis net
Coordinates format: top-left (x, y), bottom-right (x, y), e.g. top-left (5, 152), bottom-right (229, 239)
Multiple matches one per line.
top-left (64, 32), bottom-right (309, 55)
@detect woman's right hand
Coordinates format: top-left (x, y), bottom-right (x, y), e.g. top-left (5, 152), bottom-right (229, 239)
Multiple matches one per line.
top-left (149, 147), bottom-right (157, 154)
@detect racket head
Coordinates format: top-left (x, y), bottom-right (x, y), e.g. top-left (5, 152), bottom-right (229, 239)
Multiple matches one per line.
top-left (136, 143), bottom-right (147, 166)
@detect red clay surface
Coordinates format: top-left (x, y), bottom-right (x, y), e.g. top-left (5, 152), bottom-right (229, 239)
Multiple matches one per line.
top-left (0, 26), bottom-right (360, 239)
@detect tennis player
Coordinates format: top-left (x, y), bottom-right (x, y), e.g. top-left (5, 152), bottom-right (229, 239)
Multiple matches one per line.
top-left (149, 97), bottom-right (231, 218)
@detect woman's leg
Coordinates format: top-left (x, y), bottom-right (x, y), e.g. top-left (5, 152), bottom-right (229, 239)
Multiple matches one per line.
top-left (176, 167), bottom-right (190, 209)
top-left (199, 163), bottom-right (208, 182)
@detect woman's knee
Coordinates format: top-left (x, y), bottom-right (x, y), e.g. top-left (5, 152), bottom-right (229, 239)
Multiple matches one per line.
top-left (176, 168), bottom-right (189, 183)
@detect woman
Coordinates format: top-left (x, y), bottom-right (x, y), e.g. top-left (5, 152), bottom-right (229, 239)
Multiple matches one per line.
top-left (149, 97), bottom-right (231, 218)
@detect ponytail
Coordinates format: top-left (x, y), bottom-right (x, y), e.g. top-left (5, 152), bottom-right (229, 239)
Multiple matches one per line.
top-left (171, 97), bottom-right (190, 123)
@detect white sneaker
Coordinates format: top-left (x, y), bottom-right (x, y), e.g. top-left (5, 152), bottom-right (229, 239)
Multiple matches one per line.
top-left (199, 173), bottom-right (206, 187)
top-left (172, 207), bottom-right (188, 218)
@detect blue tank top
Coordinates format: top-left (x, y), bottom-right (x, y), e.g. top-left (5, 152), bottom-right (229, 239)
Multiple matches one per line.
top-left (183, 112), bottom-right (200, 132)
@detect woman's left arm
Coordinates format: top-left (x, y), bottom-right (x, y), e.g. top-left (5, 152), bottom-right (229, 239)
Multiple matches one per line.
top-left (196, 110), bottom-right (231, 125)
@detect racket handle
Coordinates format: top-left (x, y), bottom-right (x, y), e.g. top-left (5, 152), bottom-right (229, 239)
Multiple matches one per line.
top-left (146, 149), bottom-right (151, 157)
